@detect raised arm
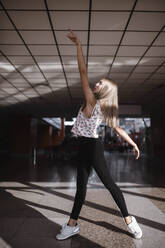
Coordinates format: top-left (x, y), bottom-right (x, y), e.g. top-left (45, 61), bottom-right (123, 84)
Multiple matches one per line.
top-left (67, 29), bottom-right (96, 106)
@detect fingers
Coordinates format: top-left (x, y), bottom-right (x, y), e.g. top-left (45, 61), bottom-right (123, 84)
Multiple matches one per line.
top-left (67, 29), bottom-right (74, 36)
top-left (68, 28), bottom-right (74, 34)
top-left (133, 147), bottom-right (140, 159)
top-left (66, 29), bottom-right (72, 37)
top-left (135, 150), bottom-right (140, 159)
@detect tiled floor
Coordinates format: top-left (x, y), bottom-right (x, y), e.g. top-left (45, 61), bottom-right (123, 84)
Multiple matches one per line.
top-left (0, 151), bottom-right (165, 248)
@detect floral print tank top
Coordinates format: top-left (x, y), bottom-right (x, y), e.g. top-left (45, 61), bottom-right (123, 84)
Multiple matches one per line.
top-left (71, 100), bottom-right (104, 138)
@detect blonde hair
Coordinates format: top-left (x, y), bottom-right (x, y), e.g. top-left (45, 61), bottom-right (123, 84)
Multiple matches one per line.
top-left (94, 78), bottom-right (119, 128)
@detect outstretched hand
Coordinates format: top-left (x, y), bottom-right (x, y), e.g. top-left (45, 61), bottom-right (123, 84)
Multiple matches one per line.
top-left (67, 29), bottom-right (80, 45)
top-left (133, 145), bottom-right (140, 160)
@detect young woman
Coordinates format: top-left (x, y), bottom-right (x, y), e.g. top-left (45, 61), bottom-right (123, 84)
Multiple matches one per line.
top-left (56, 30), bottom-right (142, 240)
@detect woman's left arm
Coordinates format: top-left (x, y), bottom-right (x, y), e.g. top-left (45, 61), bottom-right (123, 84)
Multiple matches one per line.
top-left (114, 126), bottom-right (140, 160)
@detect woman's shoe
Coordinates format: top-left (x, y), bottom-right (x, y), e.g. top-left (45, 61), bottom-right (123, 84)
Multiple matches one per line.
top-left (127, 216), bottom-right (142, 239)
top-left (56, 223), bottom-right (80, 240)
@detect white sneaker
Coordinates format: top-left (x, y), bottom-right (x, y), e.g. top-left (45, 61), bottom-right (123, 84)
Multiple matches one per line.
top-left (127, 216), bottom-right (142, 239)
top-left (56, 223), bottom-right (80, 240)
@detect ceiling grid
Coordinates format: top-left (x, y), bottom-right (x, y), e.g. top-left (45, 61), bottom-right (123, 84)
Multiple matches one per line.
top-left (0, 0), bottom-right (58, 104)
top-left (107, 0), bottom-right (138, 76)
top-left (0, 0), bottom-right (164, 116)
top-left (120, 25), bottom-right (165, 88)
top-left (44, 0), bottom-right (73, 102)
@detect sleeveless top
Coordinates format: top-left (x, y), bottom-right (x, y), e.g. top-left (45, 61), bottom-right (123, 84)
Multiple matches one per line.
top-left (71, 100), bottom-right (105, 138)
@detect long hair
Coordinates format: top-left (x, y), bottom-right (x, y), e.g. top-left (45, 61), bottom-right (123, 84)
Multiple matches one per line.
top-left (94, 78), bottom-right (119, 128)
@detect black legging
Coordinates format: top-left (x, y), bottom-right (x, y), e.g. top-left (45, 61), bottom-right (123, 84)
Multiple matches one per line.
top-left (70, 136), bottom-right (129, 220)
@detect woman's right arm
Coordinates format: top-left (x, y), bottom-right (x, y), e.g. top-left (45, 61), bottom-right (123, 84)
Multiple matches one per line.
top-left (67, 30), bottom-right (96, 106)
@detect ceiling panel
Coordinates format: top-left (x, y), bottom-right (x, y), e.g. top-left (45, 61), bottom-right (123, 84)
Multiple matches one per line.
top-left (129, 73), bottom-right (151, 79)
top-left (111, 65), bottom-right (134, 73)
top-left (117, 46), bottom-right (147, 56)
top-left (20, 72), bottom-right (45, 79)
top-left (5, 78), bottom-right (28, 83)
top-left (125, 78), bottom-right (146, 84)
top-left (0, 30), bottom-right (23, 44)
top-left (151, 73), bottom-right (165, 79)
top-left (145, 78), bottom-right (165, 84)
top-left (65, 72), bottom-right (80, 78)
top-left (110, 72), bottom-right (130, 79)
top-left (133, 66), bottom-right (158, 73)
top-left (87, 72), bottom-right (107, 80)
top-left (49, 78), bottom-right (67, 84)
top-left (63, 64), bottom-right (79, 73)
top-left (50, 11), bottom-right (88, 30)
top-left (91, 12), bottom-right (130, 30)
top-left (90, 31), bottom-right (123, 45)
top-left (0, 56), bottom-right (9, 63)
top-left (0, 63), bottom-right (15, 72)
top-left (35, 85), bottom-right (52, 94)
top-left (122, 83), bottom-right (141, 88)
top-left (20, 31), bottom-right (55, 44)
top-left (89, 46), bottom-right (117, 56)
top-left (145, 47), bottom-right (165, 56)
top-left (2, 87), bottom-right (18, 94)
top-left (139, 57), bottom-right (165, 66)
top-left (1, 72), bottom-right (25, 79)
top-left (45, 72), bottom-right (64, 79)
top-left (0, 45), bottom-right (29, 55)
top-left (3, 97), bottom-right (19, 103)
top-left (26, 78), bottom-right (46, 84)
top-left (28, 45), bottom-right (58, 55)
top-left (114, 79), bottom-right (125, 84)
top-left (24, 92), bottom-right (40, 98)
top-left (52, 80), bottom-right (68, 87)
top-left (62, 56), bottom-right (79, 65)
top-left (0, 11), bottom-right (14, 29)
top-left (156, 66), bottom-right (165, 73)
top-left (88, 65), bottom-right (109, 73)
top-left (153, 32), bottom-right (165, 46)
top-left (135, 0), bottom-right (165, 11)
top-left (0, 91), bottom-right (11, 98)
top-left (6, 56), bottom-right (35, 64)
top-left (14, 86), bottom-right (28, 91)
top-left (92, 0), bottom-right (134, 10)
top-left (38, 64), bottom-right (63, 72)
top-left (14, 93), bottom-right (29, 101)
top-left (1, 0), bottom-right (46, 10)
top-left (114, 57), bottom-right (140, 66)
top-left (47, 0), bottom-right (89, 10)
top-left (67, 78), bottom-right (81, 84)
top-left (8, 11), bottom-right (50, 30)
top-left (121, 32), bottom-right (157, 45)
top-left (16, 65), bottom-right (40, 73)
top-left (35, 56), bottom-right (61, 64)
top-left (128, 12), bottom-right (165, 31)
top-left (88, 57), bottom-right (113, 65)
top-left (50, 86), bottom-right (67, 90)
top-left (0, 80), bottom-right (12, 88)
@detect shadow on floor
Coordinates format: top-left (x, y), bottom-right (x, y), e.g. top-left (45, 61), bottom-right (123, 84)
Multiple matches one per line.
top-left (0, 189), bottom-right (106, 248)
